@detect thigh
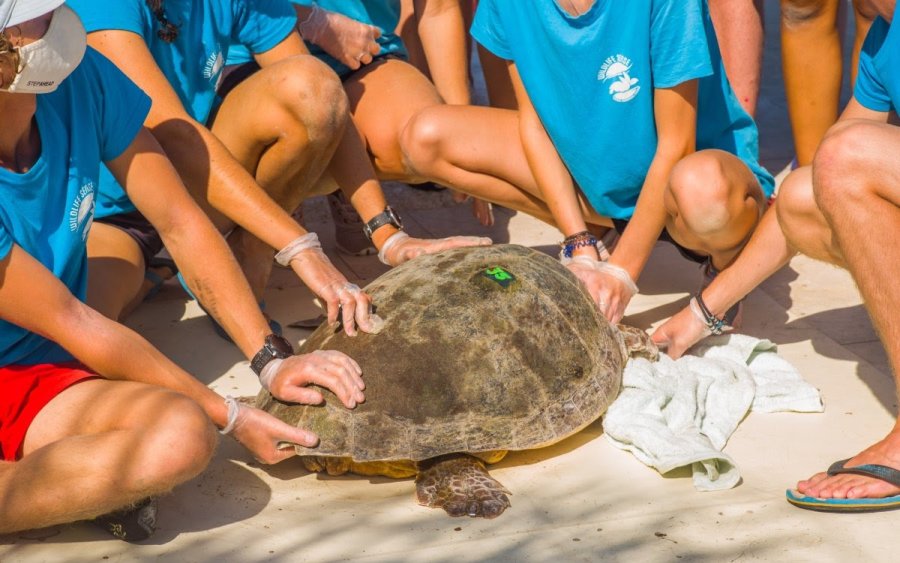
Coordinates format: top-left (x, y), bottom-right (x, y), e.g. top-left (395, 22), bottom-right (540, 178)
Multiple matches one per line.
top-left (664, 149), bottom-right (766, 260)
top-left (21, 378), bottom-right (181, 456)
top-left (343, 57), bottom-right (443, 178)
top-left (86, 222), bottom-right (147, 321)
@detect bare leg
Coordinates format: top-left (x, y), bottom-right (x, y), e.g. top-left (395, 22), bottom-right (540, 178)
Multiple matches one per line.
top-left (849, 0), bottom-right (876, 86)
top-left (785, 120), bottom-right (900, 500)
top-left (781, 0), bottom-right (844, 166)
top-left (343, 58), bottom-right (443, 180)
top-left (402, 104), bottom-right (610, 226)
top-left (776, 165), bottom-right (844, 264)
top-left (663, 149), bottom-right (767, 270)
top-left (0, 380), bottom-right (215, 533)
top-left (86, 223), bottom-right (149, 321)
top-left (709, 0), bottom-right (765, 117)
top-left (396, 0), bottom-right (431, 77)
top-left (207, 56), bottom-right (347, 299)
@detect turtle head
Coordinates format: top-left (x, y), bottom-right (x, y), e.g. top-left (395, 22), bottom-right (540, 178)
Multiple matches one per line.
top-left (615, 324), bottom-right (659, 362)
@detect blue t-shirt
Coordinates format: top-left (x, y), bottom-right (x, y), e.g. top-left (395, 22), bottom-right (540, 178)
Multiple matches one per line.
top-left (69, 0), bottom-right (297, 218)
top-left (0, 48), bottom-right (151, 366)
top-left (228, 0), bottom-right (407, 78)
top-left (472, 0), bottom-right (773, 220)
top-left (855, 17), bottom-right (899, 112)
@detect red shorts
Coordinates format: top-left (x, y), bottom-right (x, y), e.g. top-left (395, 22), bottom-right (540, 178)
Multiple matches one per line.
top-left (0, 362), bottom-right (99, 461)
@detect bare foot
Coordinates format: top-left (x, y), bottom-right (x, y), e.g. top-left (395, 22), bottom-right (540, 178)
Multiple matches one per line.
top-left (796, 429), bottom-right (900, 500)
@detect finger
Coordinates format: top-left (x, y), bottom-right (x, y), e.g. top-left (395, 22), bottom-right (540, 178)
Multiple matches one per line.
top-left (276, 425), bottom-right (320, 449)
top-left (296, 355), bottom-right (362, 407)
top-left (340, 293), bottom-right (358, 337)
top-left (325, 297), bottom-right (340, 326)
top-left (344, 56), bottom-right (362, 70)
top-left (276, 386), bottom-right (326, 406)
top-left (371, 26), bottom-right (382, 39)
top-left (318, 349), bottom-right (363, 377)
top-left (352, 293), bottom-right (373, 333)
top-left (368, 40), bottom-right (381, 55)
top-left (359, 52), bottom-right (374, 65)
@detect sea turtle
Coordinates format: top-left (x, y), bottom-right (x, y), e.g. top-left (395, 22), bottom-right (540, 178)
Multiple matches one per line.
top-left (257, 244), bottom-right (656, 518)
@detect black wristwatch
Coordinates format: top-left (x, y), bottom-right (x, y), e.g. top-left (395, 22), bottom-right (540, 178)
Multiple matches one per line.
top-left (250, 334), bottom-right (294, 376)
top-left (363, 206), bottom-right (403, 240)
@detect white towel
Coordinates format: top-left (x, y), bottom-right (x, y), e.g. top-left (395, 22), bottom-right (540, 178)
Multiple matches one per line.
top-left (602, 334), bottom-right (824, 491)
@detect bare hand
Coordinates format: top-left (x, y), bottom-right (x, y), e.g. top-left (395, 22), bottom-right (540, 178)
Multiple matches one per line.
top-left (289, 247), bottom-right (379, 336)
top-left (379, 232), bottom-right (492, 266)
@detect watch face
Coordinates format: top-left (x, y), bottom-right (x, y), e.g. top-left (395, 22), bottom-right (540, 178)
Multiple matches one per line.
top-left (266, 334), bottom-right (294, 357)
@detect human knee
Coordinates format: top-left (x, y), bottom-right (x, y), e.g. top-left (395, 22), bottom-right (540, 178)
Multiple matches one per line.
top-left (131, 392), bottom-right (216, 487)
top-left (667, 152), bottom-right (733, 235)
top-left (399, 107), bottom-right (447, 177)
top-left (812, 121), bottom-right (881, 210)
top-left (781, 0), bottom-right (830, 28)
top-left (776, 167), bottom-right (819, 243)
top-left (266, 56), bottom-right (349, 143)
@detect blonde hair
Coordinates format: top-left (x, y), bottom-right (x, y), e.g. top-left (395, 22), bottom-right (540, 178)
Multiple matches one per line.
top-left (0, 31), bottom-right (20, 89)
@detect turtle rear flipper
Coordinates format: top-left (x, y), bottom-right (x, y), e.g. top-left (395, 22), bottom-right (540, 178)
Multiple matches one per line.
top-left (415, 454), bottom-right (511, 519)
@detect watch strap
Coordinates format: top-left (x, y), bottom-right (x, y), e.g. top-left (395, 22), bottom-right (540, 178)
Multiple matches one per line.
top-left (250, 334), bottom-right (294, 376)
top-left (363, 206), bottom-right (402, 240)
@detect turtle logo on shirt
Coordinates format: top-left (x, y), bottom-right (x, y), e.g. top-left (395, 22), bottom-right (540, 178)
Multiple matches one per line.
top-left (598, 55), bottom-right (641, 103)
top-left (69, 182), bottom-right (95, 241)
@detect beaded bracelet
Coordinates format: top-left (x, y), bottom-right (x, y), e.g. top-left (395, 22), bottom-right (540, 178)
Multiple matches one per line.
top-left (692, 293), bottom-right (729, 335)
top-left (560, 231), bottom-right (599, 259)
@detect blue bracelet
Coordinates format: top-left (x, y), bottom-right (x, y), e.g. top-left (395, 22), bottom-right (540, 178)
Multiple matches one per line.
top-left (560, 231), bottom-right (598, 259)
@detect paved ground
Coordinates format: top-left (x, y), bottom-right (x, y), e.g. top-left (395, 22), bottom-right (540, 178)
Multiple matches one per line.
top-left (2, 2), bottom-right (896, 561)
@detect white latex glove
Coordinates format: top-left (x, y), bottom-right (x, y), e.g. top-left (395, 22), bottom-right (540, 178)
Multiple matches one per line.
top-left (563, 255), bottom-right (638, 323)
top-left (378, 231), bottom-right (493, 267)
top-left (298, 4), bottom-right (382, 70)
top-left (222, 397), bottom-right (318, 464)
top-left (277, 233), bottom-right (383, 337)
top-left (259, 351), bottom-right (366, 407)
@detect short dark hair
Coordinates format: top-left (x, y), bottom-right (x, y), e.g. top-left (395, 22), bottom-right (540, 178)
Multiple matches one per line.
top-left (145, 0), bottom-right (179, 42)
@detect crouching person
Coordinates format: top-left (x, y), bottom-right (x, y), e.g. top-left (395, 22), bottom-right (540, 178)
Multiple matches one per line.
top-left (0, 0), bottom-right (363, 541)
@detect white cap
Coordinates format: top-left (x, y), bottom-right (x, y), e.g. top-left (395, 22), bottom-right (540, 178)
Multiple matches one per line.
top-left (0, 0), bottom-right (65, 31)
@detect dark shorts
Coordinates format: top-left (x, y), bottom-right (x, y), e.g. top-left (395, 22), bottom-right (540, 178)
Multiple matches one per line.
top-left (0, 362), bottom-right (100, 461)
top-left (611, 219), bottom-right (708, 265)
top-left (94, 211), bottom-right (164, 268)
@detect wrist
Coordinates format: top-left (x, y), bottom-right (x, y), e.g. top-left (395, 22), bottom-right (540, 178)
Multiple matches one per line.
top-left (559, 230), bottom-right (597, 260)
top-left (371, 224), bottom-right (400, 251)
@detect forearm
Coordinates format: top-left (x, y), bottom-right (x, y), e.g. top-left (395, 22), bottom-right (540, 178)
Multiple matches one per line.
top-left (610, 153), bottom-right (678, 280)
top-left (700, 203), bottom-right (794, 317)
top-left (326, 120), bottom-right (399, 250)
top-left (415, 0), bottom-right (470, 105)
top-left (69, 305), bottom-right (229, 426)
top-left (519, 112), bottom-right (588, 242)
top-left (150, 118), bottom-right (307, 252)
top-left (160, 211), bottom-right (271, 360)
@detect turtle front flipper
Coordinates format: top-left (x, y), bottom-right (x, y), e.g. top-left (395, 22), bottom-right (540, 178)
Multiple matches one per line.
top-left (415, 454), bottom-right (511, 519)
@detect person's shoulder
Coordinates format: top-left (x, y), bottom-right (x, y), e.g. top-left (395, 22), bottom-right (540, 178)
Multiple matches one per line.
top-left (68, 0), bottom-right (149, 34)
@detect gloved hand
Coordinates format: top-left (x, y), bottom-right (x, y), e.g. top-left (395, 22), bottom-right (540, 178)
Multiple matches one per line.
top-left (651, 302), bottom-right (711, 359)
top-left (259, 351), bottom-right (366, 407)
top-left (563, 255), bottom-right (639, 323)
top-left (378, 231), bottom-right (493, 266)
top-left (222, 396), bottom-right (319, 464)
top-left (277, 233), bottom-right (383, 337)
top-left (298, 4), bottom-right (382, 70)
